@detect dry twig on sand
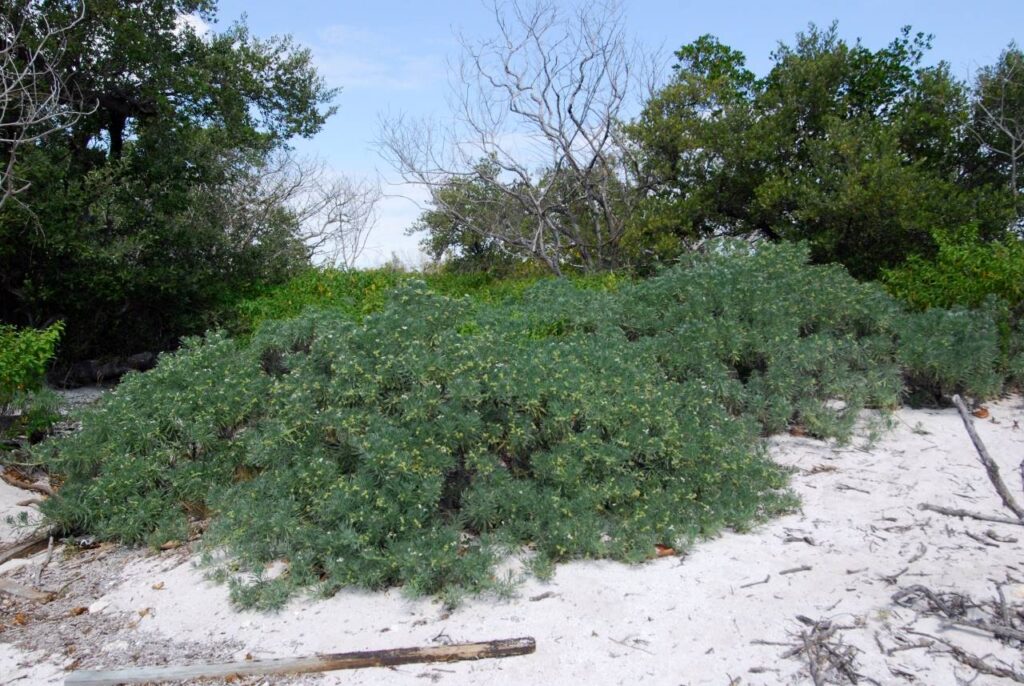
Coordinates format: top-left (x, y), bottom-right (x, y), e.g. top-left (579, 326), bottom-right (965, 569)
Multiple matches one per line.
top-left (772, 617), bottom-right (876, 685)
top-left (893, 584), bottom-right (1024, 682)
top-left (65, 637), bottom-right (537, 685)
top-left (919, 395), bottom-right (1024, 526)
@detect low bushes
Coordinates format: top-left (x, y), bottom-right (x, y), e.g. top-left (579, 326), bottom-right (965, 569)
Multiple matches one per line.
top-left (40, 242), bottom-right (934, 609)
top-left (1, 322), bottom-right (63, 438)
top-left (883, 230), bottom-right (1024, 397)
top-left (230, 266), bottom-right (627, 335)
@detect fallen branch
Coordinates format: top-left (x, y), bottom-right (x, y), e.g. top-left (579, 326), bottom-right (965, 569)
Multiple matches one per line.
top-left (915, 629), bottom-right (1024, 683)
top-left (0, 578), bottom-right (54, 602)
top-left (0, 529), bottom-right (54, 565)
top-left (0, 467), bottom-right (53, 496)
top-left (892, 585), bottom-right (964, 618)
top-left (952, 395), bottom-right (1024, 521)
top-left (740, 574), bottom-right (770, 589)
top-left (917, 503), bottom-right (1023, 526)
top-left (64, 637), bottom-right (536, 685)
top-left (946, 644), bottom-right (1024, 683)
top-left (801, 632), bottom-right (825, 686)
top-left (879, 567), bottom-right (909, 585)
top-left (949, 618), bottom-right (1024, 642)
top-left (779, 565), bottom-right (812, 576)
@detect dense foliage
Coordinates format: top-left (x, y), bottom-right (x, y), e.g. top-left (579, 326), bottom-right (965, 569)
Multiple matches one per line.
top-left (624, 26), bottom-right (1017, 278)
top-left (883, 231), bottom-right (1024, 312)
top-left (0, 322), bottom-right (62, 401)
top-left (412, 24), bottom-right (1021, 278)
top-left (42, 243), bottom-right (978, 609)
top-left (230, 266), bottom-right (625, 335)
top-left (0, 1), bottom-right (335, 360)
top-left (0, 322), bottom-right (62, 438)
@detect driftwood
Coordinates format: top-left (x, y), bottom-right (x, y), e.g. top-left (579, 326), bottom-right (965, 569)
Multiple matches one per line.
top-left (951, 395), bottom-right (1024, 520)
top-left (0, 467), bottom-right (54, 496)
top-left (64, 636), bottom-right (536, 685)
top-left (0, 529), bottom-right (53, 565)
top-left (918, 395), bottom-right (1024, 526)
top-left (0, 578), bottom-right (54, 602)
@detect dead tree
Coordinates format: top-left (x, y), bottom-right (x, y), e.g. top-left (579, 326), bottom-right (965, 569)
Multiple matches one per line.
top-left (971, 44), bottom-right (1024, 222)
top-left (204, 149), bottom-right (380, 268)
top-left (378, 0), bottom-right (650, 274)
top-left (1, 1), bottom-right (91, 207)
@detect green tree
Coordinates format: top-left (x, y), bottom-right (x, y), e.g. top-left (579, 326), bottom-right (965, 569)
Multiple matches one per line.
top-left (624, 36), bottom-right (761, 264)
top-left (627, 24), bottom-right (1014, 278)
top-left (0, 0), bottom-right (336, 360)
top-left (412, 160), bottom-right (531, 274)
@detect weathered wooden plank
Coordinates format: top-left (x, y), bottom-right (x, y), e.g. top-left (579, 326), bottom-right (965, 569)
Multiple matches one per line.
top-left (65, 636), bottom-right (537, 685)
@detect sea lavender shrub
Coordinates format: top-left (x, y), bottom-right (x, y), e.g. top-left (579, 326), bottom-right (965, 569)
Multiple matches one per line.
top-left (620, 242), bottom-right (903, 439)
top-left (40, 241), bottom-right (990, 609)
top-left (896, 305), bottom-right (1005, 404)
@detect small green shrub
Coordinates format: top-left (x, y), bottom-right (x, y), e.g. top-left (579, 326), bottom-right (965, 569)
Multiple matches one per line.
top-left (883, 231), bottom-right (1024, 398)
top-left (231, 268), bottom-right (406, 334)
top-left (883, 230), bottom-right (1024, 312)
top-left (0, 322), bottom-right (63, 405)
top-left (231, 266), bottom-right (628, 336)
top-left (1, 323), bottom-right (63, 440)
top-left (896, 304), bottom-right (1005, 404)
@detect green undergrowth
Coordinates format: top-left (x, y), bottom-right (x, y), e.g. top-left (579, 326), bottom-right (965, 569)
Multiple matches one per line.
top-left (230, 266), bottom-right (626, 335)
top-left (1, 322), bottom-right (63, 440)
top-left (37, 242), bottom-right (1014, 610)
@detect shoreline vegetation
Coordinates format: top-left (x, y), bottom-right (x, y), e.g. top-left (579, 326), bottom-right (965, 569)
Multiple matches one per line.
top-left (29, 242), bottom-right (1024, 608)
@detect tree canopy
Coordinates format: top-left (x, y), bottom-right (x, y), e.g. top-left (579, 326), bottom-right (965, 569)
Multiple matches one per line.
top-left (625, 24), bottom-right (1017, 278)
top-left (0, 0), bottom-right (337, 360)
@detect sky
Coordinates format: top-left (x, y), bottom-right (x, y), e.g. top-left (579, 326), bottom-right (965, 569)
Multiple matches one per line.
top-left (208, 0), bottom-right (1024, 267)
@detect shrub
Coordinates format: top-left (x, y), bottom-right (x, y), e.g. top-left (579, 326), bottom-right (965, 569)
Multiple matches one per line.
top-left (230, 268), bottom-right (406, 334)
top-left (883, 230), bottom-right (1024, 313)
top-left (0, 322), bottom-right (63, 404)
top-left (883, 231), bottom-right (1024, 397)
top-left (896, 304), bottom-right (1005, 404)
top-left (38, 242), bottom-right (995, 609)
top-left (231, 266), bottom-right (628, 335)
top-left (1, 323), bottom-right (63, 439)
top-left (39, 243), bottom-right (890, 607)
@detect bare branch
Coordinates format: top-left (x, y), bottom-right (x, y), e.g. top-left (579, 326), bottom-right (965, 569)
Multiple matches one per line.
top-left (186, 149), bottom-right (380, 268)
top-left (970, 44), bottom-right (1024, 220)
top-left (1, 1), bottom-right (94, 207)
top-left (377, 0), bottom-right (655, 273)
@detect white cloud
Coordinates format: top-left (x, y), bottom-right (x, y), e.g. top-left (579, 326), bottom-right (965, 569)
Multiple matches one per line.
top-left (174, 13), bottom-right (211, 38)
top-left (312, 24), bottom-right (445, 92)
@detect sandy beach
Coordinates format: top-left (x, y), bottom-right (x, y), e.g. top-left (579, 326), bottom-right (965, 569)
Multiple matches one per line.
top-left (2, 397), bottom-right (1024, 685)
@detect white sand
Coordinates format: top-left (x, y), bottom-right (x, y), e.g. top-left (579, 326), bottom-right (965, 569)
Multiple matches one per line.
top-left (3, 399), bottom-right (1024, 684)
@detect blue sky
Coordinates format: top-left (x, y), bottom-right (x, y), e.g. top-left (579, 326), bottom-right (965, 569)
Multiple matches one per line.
top-left (210, 0), bottom-right (1023, 266)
